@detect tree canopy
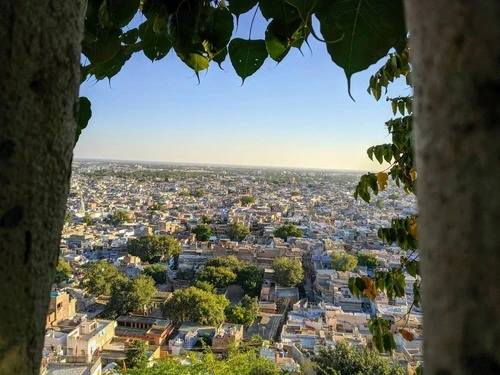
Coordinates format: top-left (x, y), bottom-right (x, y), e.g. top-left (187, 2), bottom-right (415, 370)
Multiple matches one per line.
top-left (227, 222), bottom-right (250, 241)
top-left (196, 265), bottom-right (237, 289)
top-left (330, 252), bottom-right (358, 272)
top-left (162, 286), bottom-right (229, 326)
top-left (142, 264), bottom-right (168, 285)
top-left (225, 295), bottom-right (259, 328)
top-left (240, 195), bottom-right (255, 206)
top-left (271, 257), bottom-right (304, 287)
top-left (273, 224), bottom-right (304, 241)
top-left (108, 210), bottom-right (133, 226)
top-left (313, 341), bottom-right (405, 375)
top-left (125, 340), bottom-right (149, 369)
top-left (125, 348), bottom-right (281, 375)
top-left (82, 260), bottom-right (126, 296)
top-left (127, 235), bottom-right (181, 263)
top-left (192, 223), bottom-right (214, 241)
top-left (54, 258), bottom-right (72, 284)
top-left (106, 274), bottom-right (156, 318)
top-left (357, 253), bottom-right (379, 268)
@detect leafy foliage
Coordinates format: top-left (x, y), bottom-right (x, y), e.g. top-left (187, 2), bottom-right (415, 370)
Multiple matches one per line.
top-left (124, 348), bottom-right (281, 375)
top-left (127, 235), bottom-right (181, 263)
top-left (225, 296), bottom-right (259, 328)
top-left (192, 223), bottom-right (214, 241)
top-left (236, 263), bottom-right (264, 296)
top-left (273, 223), bottom-right (304, 241)
top-left (108, 210), bottom-right (133, 226)
top-left (331, 251), bottom-right (358, 272)
top-left (142, 264), bottom-right (168, 285)
top-left (351, 44), bottom-right (421, 355)
top-left (82, 260), bottom-right (126, 296)
top-left (357, 253), bottom-right (379, 268)
top-left (162, 286), bottom-right (229, 326)
top-left (106, 274), bottom-right (156, 318)
top-left (54, 258), bottom-right (72, 284)
top-left (83, 213), bottom-right (94, 226)
top-left (227, 222), bottom-right (250, 241)
top-left (240, 195), bottom-right (255, 206)
top-left (196, 265), bottom-right (237, 289)
top-left (271, 257), bottom-right (304, 287)
top-left (125, 340), bottom-right (148, 369)
top-left (313, 341), bottom-right (405, 375)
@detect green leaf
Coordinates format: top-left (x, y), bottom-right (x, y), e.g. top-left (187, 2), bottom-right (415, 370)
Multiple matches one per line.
top-left (265, 19), bottom-right (304, 62)
top-left (139, 21), bottom-right (172, 61)
top-left (374, 146), bottom-right (384, 164)
top-left (212, 47), bottom-right (227, 68)
top-left (228, 38), bottom-right (268, 83)
top-left (98, 0), bottom-right (140, 28)
top-left (398, 99), bottom-right (405, 115)
top-left (391, 100), bottom-right (397, 115)
top-left (82, 28), bottom-right (122, 64)
top-left (122, 28), bottom-right (139, 44)
top-left (76, 97), bottom-right (92, 144)
top-left (229, 0), bottom-right (259, 17)
top-left (316, 0), bottom-right (406, 91)
top-left (259, 0), bottom-right (300, 22)
top-left (199, 7), bottom-right (234, 58)
top-left (183, 53), bottom-right (210, 73)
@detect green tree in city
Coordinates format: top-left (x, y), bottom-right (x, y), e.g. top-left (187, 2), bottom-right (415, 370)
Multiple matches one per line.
top-left (313, 341), bottom-right (406, 375)
top-left (204, 256), bottom-right (242, 272)
top-left (271, 257), bottom-right (304, 287)
top-left (125, 349), bottom-right (281, 375)
top-left (109, 210), bottom-right (133, 226)
top-left (225, 296), bottom-right (259, 328)
top-left (227, 222), bottom-right (250, 242)
top-left (357, 254), bottom-right (379, 268)
top-left (236, 263), bottom-right (264, 297)
top-left (193, 189), bottom-right (205, 198)
top-left (106, 274), bottom-right (156, 318)
top-left (162, 287), bottom-right (229, 326)
top-left (201, 214), bottom-right (212, 224)
top-left (54, 258), bottom-right (72, 284)
top-left (240, 195), bottom-right (255, 206)
top-left (142, 264), bottom-right (168, 285)
top-left (274, 224), bottom-right (304, 241)
top-left (127, 235), bottom-right (181, 263)
top-left (194, 280), bottom-right (216, 294)
top-left (331, 252), bottom-right (358, 272)
top-left (147, 202), bottom-right (163, 211)
top-left (125, 340), bottom-right (148, 369)
top-left (196, 266), bottom-right (236, 289)
top-left (192, 223), bottom-right (213, 241)
top-left (83, 213), bottom-right (94, 226)
top-left (82, 260), bottom-right (126, 296)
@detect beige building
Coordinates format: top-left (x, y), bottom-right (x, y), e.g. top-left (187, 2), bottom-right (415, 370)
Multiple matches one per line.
top-left (212, 323), bottom-right (244, 353)
top-left (67, 320), bottom-right (116, 360)
top-left (46, 291), bottom-right (76, 329)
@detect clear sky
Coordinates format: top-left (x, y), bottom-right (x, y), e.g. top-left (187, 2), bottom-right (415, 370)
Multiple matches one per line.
top-left (76, 10), bottom-right (406, 171)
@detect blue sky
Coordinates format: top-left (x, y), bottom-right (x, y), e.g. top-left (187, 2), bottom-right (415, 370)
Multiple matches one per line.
top-left (76, 10), bottom-right (407, 171)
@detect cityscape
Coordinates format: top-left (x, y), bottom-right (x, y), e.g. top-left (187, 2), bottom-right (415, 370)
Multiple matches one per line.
top-left (42, 159), bottom-right (421, 374)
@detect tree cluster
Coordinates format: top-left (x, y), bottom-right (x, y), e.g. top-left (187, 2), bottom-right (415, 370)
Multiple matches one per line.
top-left (199, 256), bottom-right (264, 296)
top-left (313, 341), bottom-right (405, 375)
top-left (331, 252), bottom-right (358, 272)
top-left (54, 258), bottom-right (72, 284)
top-left (142, 264), bottom-right (168, 285)
top-left (273, 224), bottom-right (304, 241)
top-left (240, 195), bottom-right (255, 206)
top-left (106, 274), bottom-right (156, 318)
top-left (227, 222), bottom-right (250, 241)
top-left (127, 235), bottom-right (181, 263)
top-left (271, 257), bottom-right (304, 287)
top-left (225, 295), bottom-right (259, 328)
top-left (162, 286), bottom-right (229, 326)
top-left (192, 223), bottom-right (213, 241)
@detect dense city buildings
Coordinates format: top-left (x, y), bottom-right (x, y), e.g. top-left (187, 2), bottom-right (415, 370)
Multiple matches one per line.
top-left (42, 160), bottom-right (420, 374)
